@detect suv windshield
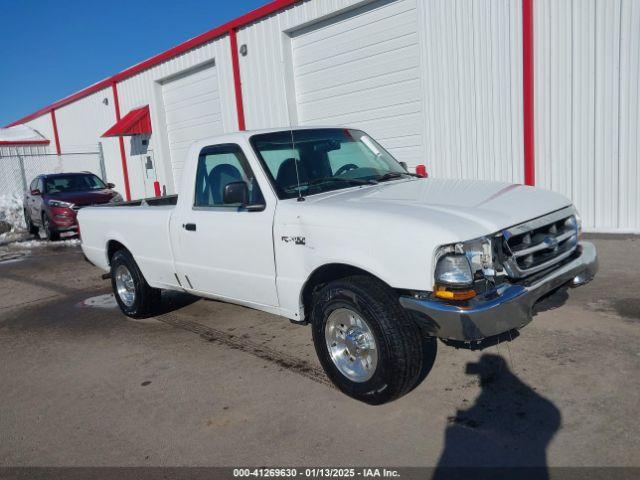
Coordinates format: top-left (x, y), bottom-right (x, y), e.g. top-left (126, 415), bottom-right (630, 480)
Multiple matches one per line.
top-left (250, 128), bottom-right (410, 199)
top-left (44, 174), bottom-right (107, 194)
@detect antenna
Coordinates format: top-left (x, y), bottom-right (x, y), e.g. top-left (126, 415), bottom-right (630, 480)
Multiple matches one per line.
top-left (279, 38), bottom-right (304, 201)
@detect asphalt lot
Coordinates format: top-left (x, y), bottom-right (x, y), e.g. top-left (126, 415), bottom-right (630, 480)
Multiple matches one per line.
top-left (0, 235), bottom-right (639, 468)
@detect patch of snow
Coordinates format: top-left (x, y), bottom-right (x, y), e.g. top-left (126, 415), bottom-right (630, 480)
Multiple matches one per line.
top-left (0, 194), bottom-right (26, 231)
top-left (13, 238), bottom-right (81, 249)
top-left (0, 194), bottom-right (29, 246)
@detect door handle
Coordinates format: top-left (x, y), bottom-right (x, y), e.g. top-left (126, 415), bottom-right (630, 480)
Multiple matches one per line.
top-left (183, 223), bottom-right (196, 231)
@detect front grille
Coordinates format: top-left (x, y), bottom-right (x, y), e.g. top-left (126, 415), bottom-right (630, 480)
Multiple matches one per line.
top-left (500, 207), bottom-right (579, 279)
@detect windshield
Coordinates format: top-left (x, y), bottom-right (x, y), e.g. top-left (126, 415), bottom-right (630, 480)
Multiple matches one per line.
top-left (44, 174), bottom-right (107, 194)
top-left (250, 128), bottom-right (410, 199)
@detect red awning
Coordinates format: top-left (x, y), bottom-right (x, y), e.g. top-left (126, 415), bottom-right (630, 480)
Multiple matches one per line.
top-left (102, 106), bottom-right (152, 137)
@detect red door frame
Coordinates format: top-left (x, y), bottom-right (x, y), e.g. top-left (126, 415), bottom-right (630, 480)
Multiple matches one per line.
top-left (522, 0), bottom-right (535, 186)
top-left (229, 29), bottom-right (246, 131)
top-left (111, 82), bottom-right (132, 201)
top-left (50, 109), bottom-right (61, 155)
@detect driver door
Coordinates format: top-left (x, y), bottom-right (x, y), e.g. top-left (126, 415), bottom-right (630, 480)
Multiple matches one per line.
top-left (170, 143), bottom-right (278, 307)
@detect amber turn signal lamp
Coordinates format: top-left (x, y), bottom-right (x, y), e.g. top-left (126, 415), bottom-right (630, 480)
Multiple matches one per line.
top-left (434, 285), bottom-right (476, 301)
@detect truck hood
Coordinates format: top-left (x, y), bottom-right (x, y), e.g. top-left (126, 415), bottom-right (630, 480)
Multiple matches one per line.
top-left (302, 177), bottom-right (572, 238)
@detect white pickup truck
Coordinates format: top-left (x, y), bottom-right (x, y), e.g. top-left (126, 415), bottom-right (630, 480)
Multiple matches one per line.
top-left (80, 127), bottom-right (597, 404)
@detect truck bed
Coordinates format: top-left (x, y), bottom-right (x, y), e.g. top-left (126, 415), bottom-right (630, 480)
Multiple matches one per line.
top-left (101, 194), bottom-right (178, 207)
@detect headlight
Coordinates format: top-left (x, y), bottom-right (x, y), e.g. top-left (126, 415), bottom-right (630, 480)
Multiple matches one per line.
top-left (435, 255), bottom-right (473, 286)
top-left (109, 193), bottom-right (123, 204)
top-left (47, 199), bottom-right (74, 208)
top-left (433, 235), bottom-right (498, 301)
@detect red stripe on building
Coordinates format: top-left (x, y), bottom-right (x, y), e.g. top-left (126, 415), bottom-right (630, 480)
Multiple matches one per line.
top-left (230, 29), bottom-right (246, 131)
top-left (111, 82), bottom-right (132, 201)
top-left (522, 0), bottom-right (535, 186)
top-left (0, 140), bottom-right (50, 146)
top-left (50, 109), bottom-right (61, 155)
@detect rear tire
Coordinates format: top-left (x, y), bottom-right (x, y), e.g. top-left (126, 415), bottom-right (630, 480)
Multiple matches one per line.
top-left (24, 209), bottom-right (38, 236)
top-left (110, 249), bottom-right (161, 318)
top-left (311, 275), bottom-right (427, 405)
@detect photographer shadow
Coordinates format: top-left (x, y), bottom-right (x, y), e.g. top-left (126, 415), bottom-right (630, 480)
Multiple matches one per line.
top-left (432, 354), bottom-right (561, 480)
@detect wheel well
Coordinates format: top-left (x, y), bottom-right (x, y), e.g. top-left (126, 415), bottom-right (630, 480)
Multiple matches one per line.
top-left (301, 264), bottom-right (382, 320)
top-left (106, 240), bottom-right (127, 264)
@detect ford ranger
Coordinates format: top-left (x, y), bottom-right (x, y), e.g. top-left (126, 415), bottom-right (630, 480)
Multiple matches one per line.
top-left (79, 127), bottom-right (598, 404)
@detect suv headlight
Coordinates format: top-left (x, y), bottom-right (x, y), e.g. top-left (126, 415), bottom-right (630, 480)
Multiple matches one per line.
top-left (47, 199), bottom-right (74, 208)
top-left (433, 236), bottom-right (498, 301)
top-left (109, 193), bottom-right (123, 204)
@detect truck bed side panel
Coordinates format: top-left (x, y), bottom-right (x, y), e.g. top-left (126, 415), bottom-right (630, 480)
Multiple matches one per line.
top-left (79, 206), bottom-right (178, 289)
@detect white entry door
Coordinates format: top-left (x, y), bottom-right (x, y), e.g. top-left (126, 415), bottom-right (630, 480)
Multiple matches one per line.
top-left (290, 0), bottom-right (423, 166)
top-left (162, 64), bottom-right (224, 190)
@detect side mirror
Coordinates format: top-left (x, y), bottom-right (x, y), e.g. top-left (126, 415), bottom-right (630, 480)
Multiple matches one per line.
top-left (30, 189), bottom-right (41, 196)
top-left (223, 181), bottom-right (249, 205)
top-left (106, 182), bottom-right (116, 189)
top-left (399, 161), bottom-right (408, 172)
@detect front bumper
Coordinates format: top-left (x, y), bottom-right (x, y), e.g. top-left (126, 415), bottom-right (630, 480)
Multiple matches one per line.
top-left (400, 241), bottom-right (598, 341)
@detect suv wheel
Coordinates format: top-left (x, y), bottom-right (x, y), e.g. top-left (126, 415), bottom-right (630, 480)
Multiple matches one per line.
top-left (41, 213), bottom-right (59, 241)
top-left (311, 275), bottom-right (430, 405)
top-left (24, 209), bottom-right (38, 235)
top-left (110, 249), bottom-right (161, 318)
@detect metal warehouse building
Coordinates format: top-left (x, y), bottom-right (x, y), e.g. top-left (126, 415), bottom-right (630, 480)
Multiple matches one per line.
top-left (3, 0), bottom-right (640, 232)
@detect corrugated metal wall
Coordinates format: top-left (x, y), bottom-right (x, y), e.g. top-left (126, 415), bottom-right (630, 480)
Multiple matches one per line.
top-left (418, 0), bottom-right (524, 183)
top-left (53, 87), bottom-right (123, 190)
top-left (535, 0), bottom-right (640, 232)
top-left (12, 0), bottom-right (638, 232)
top-left (117, 36), bottom-right (236, 197)
top-left (238, 0), bottom-right (524, 180)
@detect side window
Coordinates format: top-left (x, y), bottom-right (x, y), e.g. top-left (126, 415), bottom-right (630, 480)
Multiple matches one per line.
top-left (37, 178), bottom-right (44, 192)
top-left (30, 178), bottom-right (38, 192)
top-left (194, 144), bottom-right (264, 208)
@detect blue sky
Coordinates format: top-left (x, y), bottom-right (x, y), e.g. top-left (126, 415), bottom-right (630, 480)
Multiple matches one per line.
top-left (0, 0), bottom-right (266, 126)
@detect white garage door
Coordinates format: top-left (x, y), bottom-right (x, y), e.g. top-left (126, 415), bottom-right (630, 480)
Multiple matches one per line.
top-left (162, 64), bottom-right (224, 189)
top-left (291, 0), bottom-right (423, 166)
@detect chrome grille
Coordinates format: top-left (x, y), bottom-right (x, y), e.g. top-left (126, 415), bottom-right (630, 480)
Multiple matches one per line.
top-left (501, 207), bottom-right (579, 278)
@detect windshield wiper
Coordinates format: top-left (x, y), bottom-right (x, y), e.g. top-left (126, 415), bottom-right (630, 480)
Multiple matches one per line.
top-left (375, 171), bottom-right (416, 182)
top-left (306, 177), bottom-right (377, 187)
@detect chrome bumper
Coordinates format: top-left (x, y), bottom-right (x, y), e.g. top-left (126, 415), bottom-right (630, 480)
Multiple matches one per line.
top-left (399, 241), bottom-right (598, 342)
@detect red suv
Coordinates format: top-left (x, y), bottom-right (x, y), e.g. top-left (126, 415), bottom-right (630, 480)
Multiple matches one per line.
top-left (24, 172), bottom-right (122, 240)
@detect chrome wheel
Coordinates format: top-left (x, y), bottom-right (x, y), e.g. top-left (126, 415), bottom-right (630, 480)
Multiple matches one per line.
top-left (114, 264), bottom-right (136, 307)
top-left (325, 308), bottom-right (378, 383)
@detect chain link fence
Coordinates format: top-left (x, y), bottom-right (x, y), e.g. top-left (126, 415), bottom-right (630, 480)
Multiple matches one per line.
top-left (0, 145), bottom-right (106, 197)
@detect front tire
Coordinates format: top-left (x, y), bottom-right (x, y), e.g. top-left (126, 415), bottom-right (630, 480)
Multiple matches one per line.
top-left (41, 213), bottom-right (59, 241)
top-left (110, 249), bottom-right (161, 318)
top-left (311, 275), bottom-right (427, 405)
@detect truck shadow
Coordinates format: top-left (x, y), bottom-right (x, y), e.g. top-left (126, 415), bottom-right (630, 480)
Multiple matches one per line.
top-left (432, 354), bottom-right (561, 480)
top-left (155, 290), bottom-right (200, 315)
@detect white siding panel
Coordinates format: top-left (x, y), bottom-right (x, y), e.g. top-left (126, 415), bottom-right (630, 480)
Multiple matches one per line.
top-left (162, 64), bottom-right (224, 187)
top-left (117, 36), bottom-right (236, 197)
top-left (54, 88), bottom-right (124, 192)
top-left (419, 0), bottom-right (523, 183)
top-left (236, 0), bottom-right (366, 131)
top-left (24, 114), bottom-right (55, 150)
top-left (291, 0), bottom-right (424, 165)
top-left (535, 0), bottom-right (640, 232)
top-left (239, 0), bottom-right (522, 176)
